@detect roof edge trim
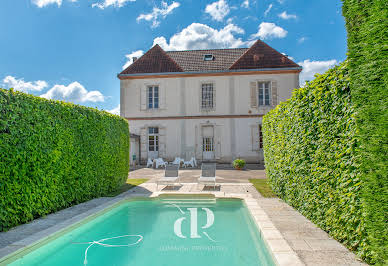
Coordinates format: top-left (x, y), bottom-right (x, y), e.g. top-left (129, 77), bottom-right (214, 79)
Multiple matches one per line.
top-left (117, 67), bottom-right (302, 79)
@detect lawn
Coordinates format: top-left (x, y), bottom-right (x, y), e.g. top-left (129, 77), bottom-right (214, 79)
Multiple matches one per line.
top-left (105, 178), bottom-right (148, 197)
top-left (249, 179), bottom-right (276, 198)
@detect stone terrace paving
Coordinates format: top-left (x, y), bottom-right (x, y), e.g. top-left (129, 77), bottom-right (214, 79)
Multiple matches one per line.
top-left (0, 167), bottom-right (365, 266)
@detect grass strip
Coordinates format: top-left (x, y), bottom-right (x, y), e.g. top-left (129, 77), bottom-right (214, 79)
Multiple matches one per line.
top-left (249, 179), bottom-right (276, 198)
top-left (105, 179), bottom-right (148, 197)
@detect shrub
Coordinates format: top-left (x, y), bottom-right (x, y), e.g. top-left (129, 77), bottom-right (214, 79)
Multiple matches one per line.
top-left (342, 1), bottom-right (388, 264)
top-left (263, 62), bottom-right (373, 261)
top-left (233, 159), bottom-right (246, 169)
top-left (0, 88), bottom-right (130, 231)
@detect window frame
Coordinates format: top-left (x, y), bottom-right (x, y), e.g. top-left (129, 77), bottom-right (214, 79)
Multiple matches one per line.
top-left (148, 127), bottom-right (159, 152)
top-left (203, 54), bottom-right (214, 61)
top-left (259, 124), bottom-right (263, 149)
top-left (202, 137), bottom-right (214, 152)
top-left (147, 85), bottom-right (159, 109)
top-left (257, 81), bottom-right (272, 106)
top-left (201, 82), bottom-right (215, 110)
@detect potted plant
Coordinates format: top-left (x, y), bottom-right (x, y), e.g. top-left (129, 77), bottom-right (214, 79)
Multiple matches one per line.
top-left (233, 159), bottom-right (246, 170)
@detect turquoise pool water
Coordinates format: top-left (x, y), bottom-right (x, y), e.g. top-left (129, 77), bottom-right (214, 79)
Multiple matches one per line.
top-left (8, 197), bottom-right (275, 266)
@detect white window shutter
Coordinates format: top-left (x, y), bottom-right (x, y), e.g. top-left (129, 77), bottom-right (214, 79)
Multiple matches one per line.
top-left (199, 84), bottom-right (202, 110)
top-left (251, 124), bottom-right (260, 151)
top-left (271, 80), bottom-right (278, 107)
top-left (212, 84), bottom-right (216, 110)
top-left (250, 81), bottom-right (258, 108)
top-left (160, 86), bottom-right (166, 109)
top-left (159, 127), bottom-right (166, 158)
top-left (195, 125), bottom-right (201, 158)
top-left (140, 127), bottom-right (147, 160)
top-left (215, 125), bottom-right (222, 159)
top-left (140, 86), bottom-right (147, 110)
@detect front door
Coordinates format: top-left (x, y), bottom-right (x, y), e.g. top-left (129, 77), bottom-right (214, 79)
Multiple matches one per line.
top-left (148, 127), bottom-right (159, 159)
top-left (202, 126), bottom-right (214, 160)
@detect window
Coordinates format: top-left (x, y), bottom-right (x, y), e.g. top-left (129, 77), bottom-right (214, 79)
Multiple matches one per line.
top-left (147, 86), bottom-right (159, 109)
top-left (259, 125), bottom-right (263, 149)
top-left (258, 81), bottom-right (271, 106)
top-left (201, 83), bottom-right (214, 109)
top-left (202, 137), bottom-right (214, 152)
top-left (203, 54), bottom-right (214, 61)
top-left (148, 127), bottom-right (159, 134)
top-left (148, 127), bottom-right (159, 152)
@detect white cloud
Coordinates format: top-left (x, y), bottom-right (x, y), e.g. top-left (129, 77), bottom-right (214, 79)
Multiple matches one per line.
top-left (122, 50), bottom-right (144, 69)
top-left (205, 0), bottom-right (230, 22)
top-left (298, 59), bottom-right (338, 85)
top-left (31, 0), bottom-right (78, 7)
top-left (41, 82), bottom-right (105, 103)
top-left (137, 1), bottom-right (180, 28)
top-left (107, 104), bottom-right (120, 115)
top-left (2, 76), bottom-right (48, 93)
top-left (92, 0), bottom-right (135, 9)
top-left (241, 0), bottom-right (249, 8)
top-left (251, 22), bottom-right (287, 40)
top-left (281, 53), bottom-right (294, 61)
top-left (298, 37), bottom-right (307, 43)
top-left (278, 11), bottom-right (297, 20)
top-left (264, 4), bottom-right (272, 16)
top-left (153, 23), bottom-right (245, 51)
top-left (32, 0), bottom-right (62, 8)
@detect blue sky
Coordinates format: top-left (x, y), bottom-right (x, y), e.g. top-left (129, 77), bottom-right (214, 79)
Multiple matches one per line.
top-left (0, 0), bottom-right (346, 114)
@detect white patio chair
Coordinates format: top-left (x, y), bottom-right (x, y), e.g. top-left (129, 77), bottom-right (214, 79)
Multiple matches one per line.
top-left (146, 158), bottom-right (153, 168)
top-left (155, 158), bottom-right (167, 169)
top-left (183, 157), bottom-right (196, 168)
top-left (157, 164), bottom-right (180, 190)
top-left (198, 163), bottom-right (217, 189)
top-left (172, 157), bottom-right (184, 166)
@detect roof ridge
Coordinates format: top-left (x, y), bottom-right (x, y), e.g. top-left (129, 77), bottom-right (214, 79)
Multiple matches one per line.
top-left (229, 39), bottom-right (300, 70)
top-left (256, 39), bottom-right (299, 65)
top-left (165, 47), bottom-right (249, 53)
top-left (228, 43), bottom-right (255, 69)
top-left (155, 44), bottom-right (184, 72)
top-left (119, 44), bottom-right (183, 75)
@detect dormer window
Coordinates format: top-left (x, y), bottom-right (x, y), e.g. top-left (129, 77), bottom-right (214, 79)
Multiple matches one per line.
top-left (203, 54), bottom-right (214, 61)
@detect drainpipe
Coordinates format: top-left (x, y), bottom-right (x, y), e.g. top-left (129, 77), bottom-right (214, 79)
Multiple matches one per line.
top-left (138, 137), bottom-right (141, 165)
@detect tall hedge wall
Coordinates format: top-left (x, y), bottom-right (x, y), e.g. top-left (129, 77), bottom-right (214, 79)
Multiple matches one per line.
top-left (342, 1), bottom-right (388, 264)
top-left (0, 88), bottom-right (130, 231)
top-left (263, 63), bottom-right (374, 262)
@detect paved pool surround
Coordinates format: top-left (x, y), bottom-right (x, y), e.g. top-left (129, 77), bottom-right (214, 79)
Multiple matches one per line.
top-left (0, 181), bottom-right (365, 266)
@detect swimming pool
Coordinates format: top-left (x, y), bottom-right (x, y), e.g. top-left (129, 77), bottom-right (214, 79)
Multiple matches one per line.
top-left (5, 196), bottom-right (275, 266)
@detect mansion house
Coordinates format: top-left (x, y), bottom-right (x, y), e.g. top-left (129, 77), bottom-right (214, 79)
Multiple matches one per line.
top-left (118, 40), bottom-right (301, 164)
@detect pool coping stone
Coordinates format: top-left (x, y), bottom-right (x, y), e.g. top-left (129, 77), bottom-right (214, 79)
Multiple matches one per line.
top-left (1, 185), bottom-right (304, 266)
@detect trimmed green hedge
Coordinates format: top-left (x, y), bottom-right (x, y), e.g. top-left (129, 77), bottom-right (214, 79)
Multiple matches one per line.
top-left (342, 1), bottom-right (388, 264)
top-left (263, 1), bottom-right (387, 263)
top-left (263, 63), bottom-right (373, 261)
top-left (0, 88), bottom-right (130, 231)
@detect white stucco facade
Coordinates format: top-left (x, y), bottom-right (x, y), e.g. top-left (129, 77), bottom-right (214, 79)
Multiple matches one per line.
top-left (120, 72), bottom-right (299, 164)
